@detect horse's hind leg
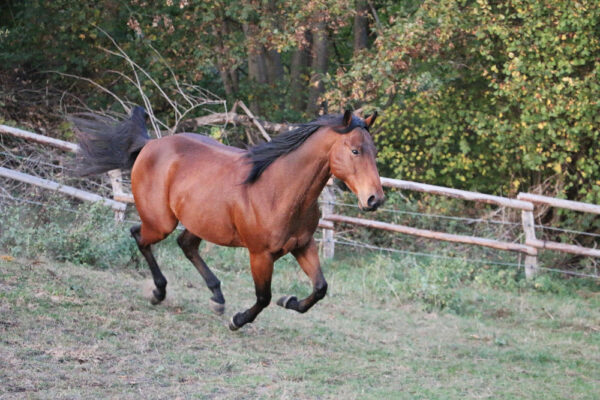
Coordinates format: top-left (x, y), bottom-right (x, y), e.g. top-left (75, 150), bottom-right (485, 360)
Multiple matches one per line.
top-left (177, 229), bottom-right (225, 315)
top-left (131, 224), bottom-right (169, 305)
top-left (276, 238), bottom-right (327, 313)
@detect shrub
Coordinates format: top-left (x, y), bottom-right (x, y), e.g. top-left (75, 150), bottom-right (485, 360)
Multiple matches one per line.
top-left (327, 0), bottom-right (600, 202)
top-left (0, 198), bottom-right (139, 269)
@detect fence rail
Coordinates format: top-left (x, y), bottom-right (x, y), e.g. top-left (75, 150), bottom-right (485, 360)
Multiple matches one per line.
top-left (0, 166), bottom-right (126, 213)
top-left (324, 214), bottom-right (537, 255)
top-left (2, 124), bottom-right (600, 279)
top-left (0, 125), bottom-right (78, 152)
top-left (517, 192), bottom-right (600, 258)
top-left (380, 177), bottom-right (534, 211)
top-left (518, 192), bottom-right (600, 215)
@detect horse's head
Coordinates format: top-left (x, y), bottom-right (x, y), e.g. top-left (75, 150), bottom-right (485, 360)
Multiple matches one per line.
top-left (329, 110), bottom-right (385, 211)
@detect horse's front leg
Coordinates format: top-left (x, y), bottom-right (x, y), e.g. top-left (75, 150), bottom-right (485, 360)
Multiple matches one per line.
top-left (229, 252), bottom-right (273, 331)
top-left (277, 238), bottom-right (328, 313)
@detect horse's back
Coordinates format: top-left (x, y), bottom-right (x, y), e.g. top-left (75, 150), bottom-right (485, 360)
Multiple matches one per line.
top-left (133, 133), bottom-right (246, 181)
top-left (178, 132), bottom-right (245, 154)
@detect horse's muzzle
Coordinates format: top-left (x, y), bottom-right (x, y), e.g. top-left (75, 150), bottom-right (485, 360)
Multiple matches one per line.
top-left (361, 194), bottom-right (385, 212)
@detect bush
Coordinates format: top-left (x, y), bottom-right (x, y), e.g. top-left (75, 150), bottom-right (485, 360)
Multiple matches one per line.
top-left (325, 0), bottom-right (600, 202)
top-left (333, 250), bottom-right (525, 315)
top-left (333, 248), bottom-right (598, 317)
top-left (0, 198), bottom-right (139, 269)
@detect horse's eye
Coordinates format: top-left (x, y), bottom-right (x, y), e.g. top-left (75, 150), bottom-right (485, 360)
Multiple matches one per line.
top-left (351, 149), bottom-right (359, 155)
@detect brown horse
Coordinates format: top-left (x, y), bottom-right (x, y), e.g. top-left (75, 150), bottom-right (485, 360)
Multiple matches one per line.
top-left (75, 107), bottom-right (384, 330)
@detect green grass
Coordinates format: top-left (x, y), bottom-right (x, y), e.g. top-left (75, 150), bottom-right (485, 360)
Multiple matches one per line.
top-left (0, 243), bottom-right (598, 399)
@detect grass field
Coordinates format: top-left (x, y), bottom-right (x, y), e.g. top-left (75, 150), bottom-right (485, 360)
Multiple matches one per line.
top-left (1, 244), bottom-right (599, 399)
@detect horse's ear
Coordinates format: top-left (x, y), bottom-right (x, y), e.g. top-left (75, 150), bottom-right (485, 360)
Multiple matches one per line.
top-left (342, 110), bottom-right (353, 127)
top-left (364, 111), bottom-right (378, 129)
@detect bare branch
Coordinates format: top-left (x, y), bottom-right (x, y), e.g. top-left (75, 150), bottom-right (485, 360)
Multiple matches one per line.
top-left (237, 101), bottom-right (271, 141)
top-left (47, 25), bottom-right (227, 139)
top-left (183, 111), bottom-right (290, 134)
top-left (367, 0), bottom-right (384, 34)
top-left (42, 70), bottom-right (131, 114)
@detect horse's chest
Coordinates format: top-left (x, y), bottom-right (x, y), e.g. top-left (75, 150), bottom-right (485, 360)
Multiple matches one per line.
top-left (240, 201), bottom-right (319, 254)
top-left (282, 233), bottom-right (310, 252)
top-left (280, 209), bottom-right (319, 250)
top-left (270, 231), bottom-right (311, 258)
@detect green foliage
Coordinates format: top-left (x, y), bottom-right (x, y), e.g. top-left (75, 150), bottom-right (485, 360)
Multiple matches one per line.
top-left (328, 0), bottom-right (600, 201)
top-left (1, 1), bottom-right (228, 117)
top-left (390, 256), bottom-right (526, 314)
top-left (0, 0), bottom-right (354, 122)
top-left (0, 195), bottom-right (597, 315)
top-left (0, 199), bottom-right (138, 269)
top-left (334, 250), bottom-right (598, 317)
top-left (1, 1), bottom-right (114, 71)
top-left (2, 0), bottom-right (600, 202)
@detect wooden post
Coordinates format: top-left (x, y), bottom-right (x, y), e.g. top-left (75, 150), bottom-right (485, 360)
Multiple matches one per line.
top-left (520, 210), bottom-right (539, 279)
top-left (107, 169), bottom-right (125, 222)
top-left (321, 185), bottom-right (336, 259)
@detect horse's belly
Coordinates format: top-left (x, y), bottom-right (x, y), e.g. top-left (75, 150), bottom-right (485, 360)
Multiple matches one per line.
top-left (202, 232), bottom-right (244, 247)
top-left (184, 219), bottom-right (244, 247)
top-left (174, 200), bottom-right (244, 247)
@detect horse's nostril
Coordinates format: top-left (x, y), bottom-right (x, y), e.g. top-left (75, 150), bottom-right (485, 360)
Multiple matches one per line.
top-left (367, 195), bottom-right (377, 208)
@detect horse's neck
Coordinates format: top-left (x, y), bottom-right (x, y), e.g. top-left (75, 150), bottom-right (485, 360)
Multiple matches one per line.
top-left (269, 128), bottom-right (335, 213)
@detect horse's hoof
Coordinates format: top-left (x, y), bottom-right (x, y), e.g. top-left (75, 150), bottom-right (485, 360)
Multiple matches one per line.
top-left (276, 295), bottom-right (297, 309)
top-left (150, 289), bottom-right (165, 305)
top-left (209, 299), bottom-right (225, 315)
top-left (228, 315), bottom-right (240, 331)
top-left (150, 296), bottom-right (161, 305)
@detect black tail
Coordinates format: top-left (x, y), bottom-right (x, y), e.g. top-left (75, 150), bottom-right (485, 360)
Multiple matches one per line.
top-left (72, 106), bottom-right (150, 176)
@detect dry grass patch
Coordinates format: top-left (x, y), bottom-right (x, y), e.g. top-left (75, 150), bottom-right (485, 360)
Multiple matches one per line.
top-left (0, 252), bottom-right (598, 399)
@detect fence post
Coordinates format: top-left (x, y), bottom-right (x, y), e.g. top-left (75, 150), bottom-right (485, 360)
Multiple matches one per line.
top-left (321, 185), bottom-right (336, 259)
top-left (107, 169), bottom-right (125, 222)
top-left (520, 209), bottom-right (538, 279)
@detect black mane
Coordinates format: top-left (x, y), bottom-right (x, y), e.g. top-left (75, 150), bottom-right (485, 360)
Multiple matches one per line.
top-left (244, 113), bottom-right (367, 184)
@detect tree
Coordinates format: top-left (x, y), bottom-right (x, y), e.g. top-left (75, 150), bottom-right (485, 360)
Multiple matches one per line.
top-left (325, 0), bottom-right (600, 203)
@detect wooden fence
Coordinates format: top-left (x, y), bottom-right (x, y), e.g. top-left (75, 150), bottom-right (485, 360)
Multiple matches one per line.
top-left (2, 124), bottom-right (600, 279)
top-left (0, 125), bottom-right (126, 219)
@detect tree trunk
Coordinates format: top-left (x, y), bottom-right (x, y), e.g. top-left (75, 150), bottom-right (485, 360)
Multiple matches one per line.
top-left (246, 46), bottom-right (268, 86)
top-left (354, 0), bottom-right (369, 54)
top-left (229, 68), bottom-right (239, 94)
top-left (214, 19), bottom-right (238, 98)
top-left (265, 48), bottom-right (284, 85)
top-left (289, 31), bottom-right (312, 112)
top-left (306, 22), bottom-right (328, 116)
top-left (264, 0), bottom-right (284, 86)
top-left (243, 23), bottom-right (269, 113)
top-left (218, 65), bottom-right (234, 97)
